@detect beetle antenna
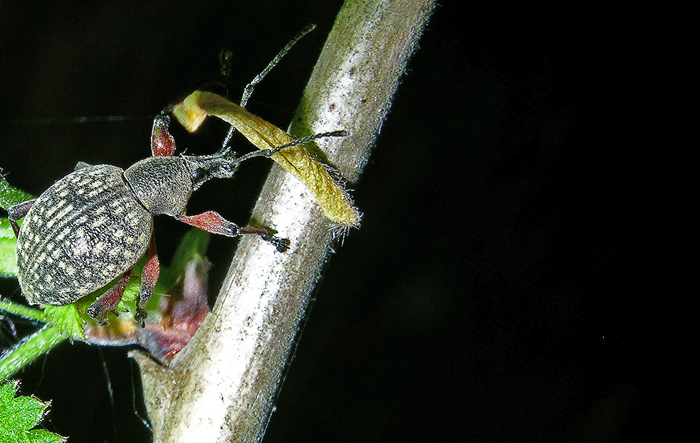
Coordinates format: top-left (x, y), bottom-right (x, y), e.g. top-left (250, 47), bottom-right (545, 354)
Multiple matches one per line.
top-left (233, 130), bottom-right (346, 164)
top-left (222, 24), bottom-right (316, 149)
top-left (240, 24), bottom-right (316, 108)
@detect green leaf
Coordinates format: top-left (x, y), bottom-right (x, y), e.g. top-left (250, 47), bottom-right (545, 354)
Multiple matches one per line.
top-left (167, 228), bottom-right (211, 285)
top-left (25, 429), bottom-right (66, 443)
top-left (42, 304), bottom-right (88, 341)
top-left (0, 380), bottom-right (66, 442)
top-left (0, 380), bottom-right (14, 403)
top-left (0, 173), bottom-right (33, 276)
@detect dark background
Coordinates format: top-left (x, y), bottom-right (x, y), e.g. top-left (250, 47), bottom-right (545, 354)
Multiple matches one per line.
top-left (0, 1), bottom-right (689, 442)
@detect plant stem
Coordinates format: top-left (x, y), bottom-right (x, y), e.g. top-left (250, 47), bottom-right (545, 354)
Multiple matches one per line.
top-left (0, 323), bottom-right (64, 381)
top-left (0, 298), bottom-right (47, 323)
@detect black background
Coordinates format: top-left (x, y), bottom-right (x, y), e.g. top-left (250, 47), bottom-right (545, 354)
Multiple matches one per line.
top-left (0, 1), bottom-right (689, 442)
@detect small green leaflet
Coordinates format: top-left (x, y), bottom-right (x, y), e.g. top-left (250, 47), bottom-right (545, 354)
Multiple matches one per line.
top-left (0, 380), bottom-right (66, 443)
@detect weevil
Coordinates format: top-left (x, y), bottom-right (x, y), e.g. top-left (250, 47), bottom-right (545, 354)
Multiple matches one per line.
top-left (7, 112), bottom-right (334, 325)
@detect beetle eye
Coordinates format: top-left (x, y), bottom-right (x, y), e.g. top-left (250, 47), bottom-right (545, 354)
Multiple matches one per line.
top-left (191, 168), bottom-right (209, 187)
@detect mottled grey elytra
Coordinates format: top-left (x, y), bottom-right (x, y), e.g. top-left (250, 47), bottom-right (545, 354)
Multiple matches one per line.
top-left (16, 164), bottom-right (153, 306)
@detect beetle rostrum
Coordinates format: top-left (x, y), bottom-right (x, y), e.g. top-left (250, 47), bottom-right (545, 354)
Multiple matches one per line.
top-left (8, 113), bottom-right (294, 325)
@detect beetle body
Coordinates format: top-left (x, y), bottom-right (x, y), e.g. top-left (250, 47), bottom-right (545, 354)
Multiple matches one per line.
top-left (16, 164), bottom-right (153, 306)
top-left (9, 114), bottom-right (291, 324)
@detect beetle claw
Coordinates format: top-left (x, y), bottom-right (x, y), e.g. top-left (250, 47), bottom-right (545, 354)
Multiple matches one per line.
top-left (135, 308), bottom-right (148, 328)
top-left (270, 236), bottom-right (291, 252)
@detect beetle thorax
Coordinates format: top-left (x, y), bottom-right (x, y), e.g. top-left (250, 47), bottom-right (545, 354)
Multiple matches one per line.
top-left (124, 156), bottom-right (193, 216)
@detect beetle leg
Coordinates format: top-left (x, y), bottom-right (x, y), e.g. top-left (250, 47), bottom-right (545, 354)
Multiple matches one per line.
top-left (7, 199), bottom-right (36, 237)
top-left (136, 236), bottom-right (160, 326)
top-left (87, 270), bottom-right (132, 326)
top-left (176, 211), bottom-right (290, 252)
top-left (151, 113), bottom-right (177, 157)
